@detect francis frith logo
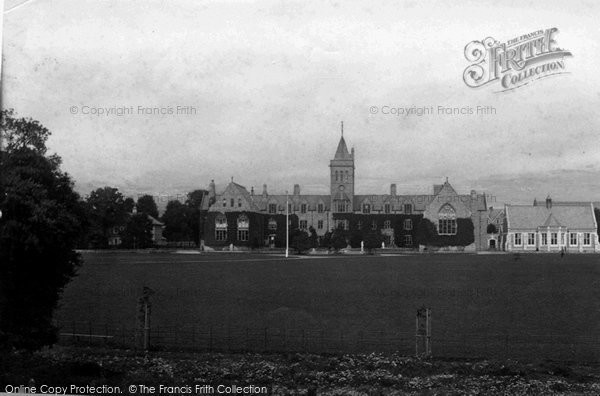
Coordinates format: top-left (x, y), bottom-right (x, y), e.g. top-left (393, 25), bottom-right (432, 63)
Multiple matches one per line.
top-left (463, 28), bottom-right (572, 92)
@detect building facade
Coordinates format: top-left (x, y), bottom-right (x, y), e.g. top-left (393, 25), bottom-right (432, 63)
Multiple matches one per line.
top-left (201, 132), bottom-right (489, 250)
top-left (504, 197), bottom-right (599, 253)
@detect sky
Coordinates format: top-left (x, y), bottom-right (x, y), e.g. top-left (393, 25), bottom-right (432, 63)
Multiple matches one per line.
top-left (2, 0), bottom-right (600, 208)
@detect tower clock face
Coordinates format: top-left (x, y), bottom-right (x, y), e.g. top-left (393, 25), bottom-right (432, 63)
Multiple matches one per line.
top-left (339, 185), bottom-right (345, 191)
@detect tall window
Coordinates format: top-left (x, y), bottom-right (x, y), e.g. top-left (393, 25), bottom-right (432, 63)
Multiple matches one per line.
top-left (268, 218), bottom-right (277, 231)
top-left (404, 203), bottom-right (413, 214)
top-left (345, 170), bottom-right (349, 181)
top-left (317, 203), bottom-right (324, 213)
top-left (362, 203), bottom-right (371, 214)
top-left (384, 220), bottom-right (391, 229)
top-left (335, 219), bottom-right (349, 230)
top-left (404, 235), bottom-right (413, 246)
top-left (371, 220), bottom-right (377, 230)
top-left (357, 220), bottom-right (362, 230)
top-left (528, 233), bottom-right (535, 245)
top-left (238, 198), bottom-right (242, 208)
top-left (222, 199), bottom-right (227, 207)
top-left (300, 220), bottom-right (308, 229)
top-left (237, 215), bottom-right (249, 241)
top-left (584, 233), bottom-right (591, 245)
top-left (541, 233), bottom-right (547, 245)
top-left (384, 203), bottom-right (391, 214)
top-left (215, 214), bottom-right (228, 241)
top-left (438, 204), bottom-right (457, 235)
top-left (514, 233), bottom-right (522, 246)
top-left (300, 203), bottom-right (307, 214)
top-left (404, 219), bottom-right (413, 230)
top-left (335, 171), bottom-right (339, 181)
top-left (230, 198), bottom-right (234, 207)
top-left (288, 203), bottom-right (292, 213)
top-left (337, 201), bottom-right (347, 212)
top-left (317, 220), bottom-right (323, 229)
top-left (550, 232), bottom-right (557, 245)
top-left (268, 203), bottom-right (277, 214)
top-left (570, 233), bottom-right (577, 246)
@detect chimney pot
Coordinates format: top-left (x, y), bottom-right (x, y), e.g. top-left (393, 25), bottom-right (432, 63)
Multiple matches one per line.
top-left (293, 184), bottom-right (300, 195)
top-left (390, 183), bottom-right (397, 196)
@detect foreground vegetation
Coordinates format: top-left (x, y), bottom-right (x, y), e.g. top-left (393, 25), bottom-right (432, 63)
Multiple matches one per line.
top-left (2, 346), bottom-right (599, 395)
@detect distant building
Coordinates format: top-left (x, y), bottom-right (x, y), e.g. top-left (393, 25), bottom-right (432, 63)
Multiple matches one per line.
top-left (201, 127), bottom-right (489, 250)
top-left (505, 196), bottom-right (599, 253)
top-left (107, 213), bottom-right (165, 247)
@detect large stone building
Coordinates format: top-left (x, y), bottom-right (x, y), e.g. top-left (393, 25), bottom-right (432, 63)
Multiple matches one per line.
top-left (200, 132), bottom-right (489, 250)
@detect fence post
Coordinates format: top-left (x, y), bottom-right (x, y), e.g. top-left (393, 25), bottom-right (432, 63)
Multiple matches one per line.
top-left (209, 326), bottom-right (213, 351)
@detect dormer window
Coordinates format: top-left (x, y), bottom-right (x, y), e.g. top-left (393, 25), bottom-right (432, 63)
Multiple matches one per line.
top-left (362, 203), bottom-right (371, 214)
top-left (230, 198), bottom-right (234, 207)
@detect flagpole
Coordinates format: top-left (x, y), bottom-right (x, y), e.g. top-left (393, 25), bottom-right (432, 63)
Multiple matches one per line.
top-left (285, 190), bottom-right (289, 258)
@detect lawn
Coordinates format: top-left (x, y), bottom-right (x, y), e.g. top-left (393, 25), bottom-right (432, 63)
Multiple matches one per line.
top-left (55, 252), bottom-right (600, 361)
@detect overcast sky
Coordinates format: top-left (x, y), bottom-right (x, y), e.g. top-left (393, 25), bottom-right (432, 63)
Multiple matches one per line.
top-left (3, 0), bottom-right (600, 207)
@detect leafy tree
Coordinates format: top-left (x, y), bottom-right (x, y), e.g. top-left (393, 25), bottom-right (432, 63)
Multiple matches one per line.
top-left (363, 231), bottom-right (384, 254)
top-left (308, 226), bottom-right (319, 248)
top-left (0, 109), bottom-right (85, 350)
top-left (290, 229), bottom-right (311, 254)
top-left (330, 225), bottom-right (347, 251)
top-left (185, 189), bottom-right (207, 245)
top-left (162, 200), bottom-right (193, 241)
top-left (136, 194), bottom-right (158, 219)
top-left (85, 187), bottom-right (130, 248)
top-left (121, 214), bottom-right (153, 249)
top-left (487, 223), bottom-right (498, 234)
top-left (320, 231), bottom-right (332, 248)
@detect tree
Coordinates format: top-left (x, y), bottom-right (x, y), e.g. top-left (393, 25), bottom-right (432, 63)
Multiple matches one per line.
top-left (185, 189), bottom-right (207, 245)
top-left (330, 225), bottom-right (347, 251)
top-left (121, 214), bottom-right (153, 249)
top-left (0, 109), bottom-right (85, 350)
top-left (487, 223), bottom-right (498, 234)
top-left (162, 200), bottom-right (193, 242)
top-left (308, 226), bottom-right (319, 249)
top-left (136, 194), bottom-right (158, 219)
top-left (363, 231), bottom-right (384, 253)
top-left (85, 187), bottom-right (130, 248)
top-left (290, 229), bottom-right (311, 254)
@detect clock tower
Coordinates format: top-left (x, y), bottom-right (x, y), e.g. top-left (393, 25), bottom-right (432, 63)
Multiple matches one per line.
top-left (330, 122), bottom-right (354, 213)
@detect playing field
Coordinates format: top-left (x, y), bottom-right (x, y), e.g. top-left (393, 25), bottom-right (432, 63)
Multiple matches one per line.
top-left (55, 252), bottom-right (600, 361)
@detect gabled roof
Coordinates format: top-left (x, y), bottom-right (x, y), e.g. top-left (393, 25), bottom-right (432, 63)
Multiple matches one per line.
top-left (506, 204), bottom-right (597, 230)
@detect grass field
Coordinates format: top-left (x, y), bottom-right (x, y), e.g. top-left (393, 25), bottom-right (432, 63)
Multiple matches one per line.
top-left (55, 252), bottom-right (600, 361)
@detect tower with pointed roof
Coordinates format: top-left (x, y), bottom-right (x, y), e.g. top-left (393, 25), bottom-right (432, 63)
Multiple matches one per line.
top-left (330, 121), bottom-right (354, 213)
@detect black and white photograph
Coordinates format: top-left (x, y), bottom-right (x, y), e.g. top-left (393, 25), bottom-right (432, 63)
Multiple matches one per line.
top-left (1, 0), bottom-right (600, 394)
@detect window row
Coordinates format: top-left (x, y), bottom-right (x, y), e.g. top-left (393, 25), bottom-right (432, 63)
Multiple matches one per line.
top-left (362, 203), bottom-right (413, 214)
top-left (268, 202), bottom-right (326, 214)
top-left (513, 232), bottom-right (592, 246)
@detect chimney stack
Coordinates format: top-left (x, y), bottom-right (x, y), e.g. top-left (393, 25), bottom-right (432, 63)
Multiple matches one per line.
top-left (209, 179), bottom-right (216, 199)
top-left (262, 184), bottom-right (268, 197)
top-left (390, 183), bottom-right (397, 196)
top-left (471, 190), bottom-right (477, 200)
top-left (293, 184), bottom-right (300, 195)
top-left (251, 186), bottom-right (254, 196)
top-left (546, 195), bottom-right (552, 209)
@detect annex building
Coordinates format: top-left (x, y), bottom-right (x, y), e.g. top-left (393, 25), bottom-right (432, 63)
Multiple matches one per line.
top-left (504, 197), bottom-right (599, 253)
top-left (200, 130), bottom-right (490, 251)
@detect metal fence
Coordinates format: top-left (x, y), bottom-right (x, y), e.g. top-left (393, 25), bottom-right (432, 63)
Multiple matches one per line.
top-left (56, 320), bottom-right (600, 362)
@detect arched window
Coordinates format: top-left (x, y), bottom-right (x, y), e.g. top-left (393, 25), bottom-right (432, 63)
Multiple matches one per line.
top-left (237, 214), bottom-right (249, 241)
top-left (268, 217), bottom-right (277, 231)
top-left (238, 198), bottom-right (242, 208)
top-left (438, 204), bottom-right (457, 235)
top-left (215, 214), bottom-right (228, 241)
top-left (345, 170), bottom-right (349, 181)
top-left (335, 171), bottom-right (339, 181)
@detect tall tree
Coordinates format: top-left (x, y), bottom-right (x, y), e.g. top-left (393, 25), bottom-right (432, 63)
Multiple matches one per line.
top-left (0, 109), bottom-right (85, 350)
top-left (121, 213), bottom-right (153, 249)
top-left (162, 200), bottom-right (193, 242)
top-left (185, 189), bottom-right (207, 245)
top-left (85, 187), bottom-right (130, 248)
top-left (136, 194), bottom-right (158, 219)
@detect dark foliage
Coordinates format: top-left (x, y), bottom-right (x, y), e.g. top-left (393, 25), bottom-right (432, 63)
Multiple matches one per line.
top-left (121, 214), bottom-right (153, 249)
top-left (0, 110), bottom-right (84, 350)
top-left (136, 195), bottom-right (159, 219)
top-left (84, 187), bottom-right (130, 248)
top-left (487, 223), bottom-right (498, 234)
